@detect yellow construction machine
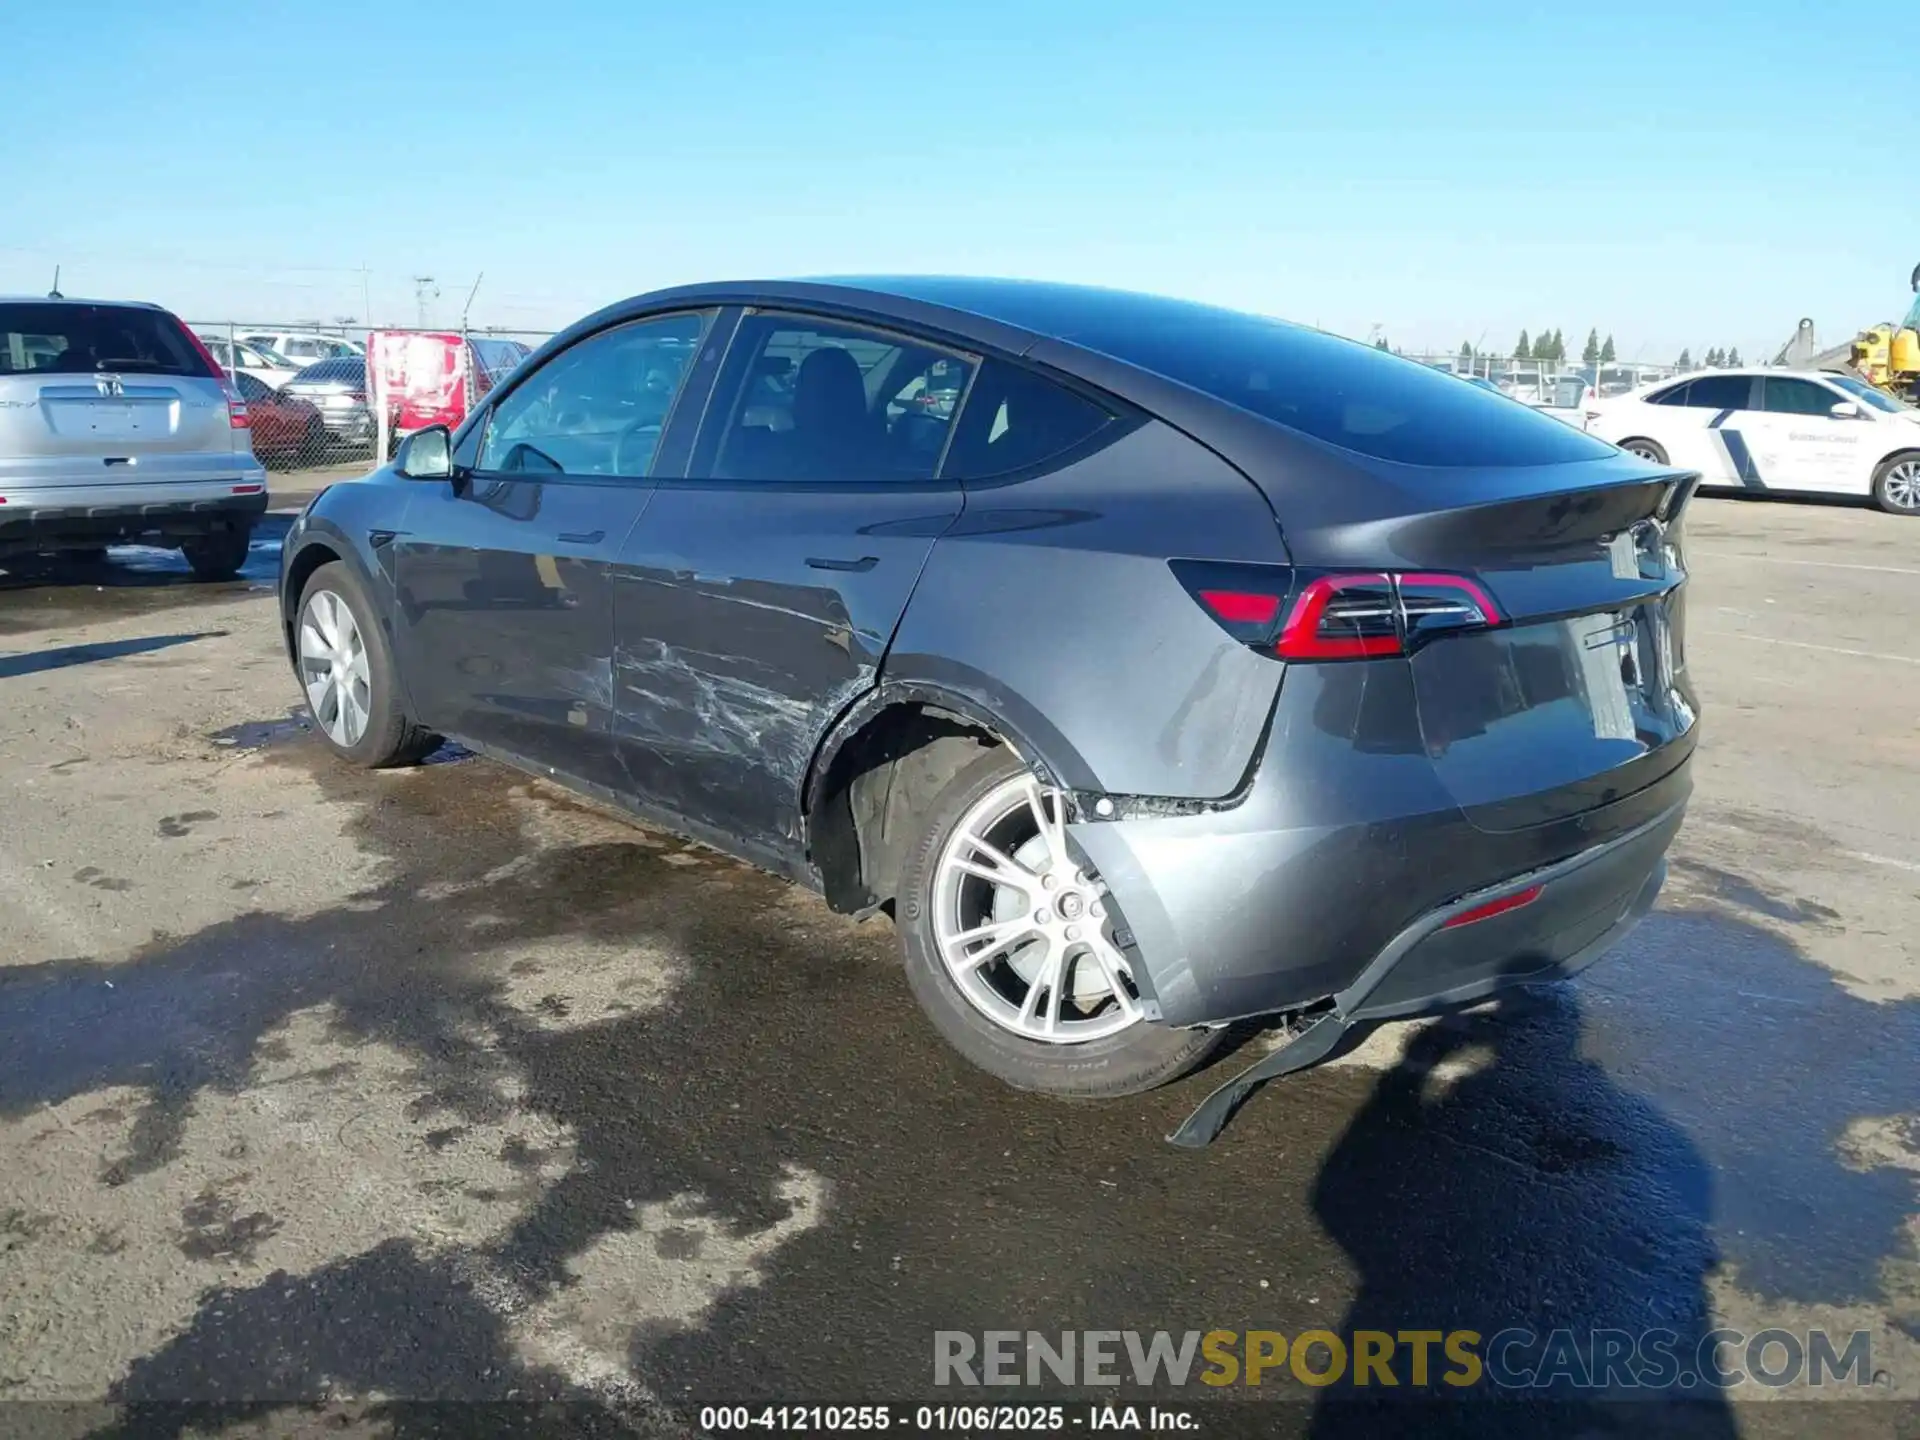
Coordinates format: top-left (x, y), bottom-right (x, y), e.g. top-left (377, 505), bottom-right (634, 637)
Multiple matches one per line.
top-left (1848, 263), bottom-right (1920, 403)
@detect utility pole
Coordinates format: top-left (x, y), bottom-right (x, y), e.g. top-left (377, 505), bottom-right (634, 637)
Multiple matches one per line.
top-left (360, 263), bottom-right (372, 329)
top-left (460, 272), bottom-right (485, 336)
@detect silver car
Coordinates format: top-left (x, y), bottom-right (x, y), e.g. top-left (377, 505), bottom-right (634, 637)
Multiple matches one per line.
top-left (0, 297), bottom-right (268, 577)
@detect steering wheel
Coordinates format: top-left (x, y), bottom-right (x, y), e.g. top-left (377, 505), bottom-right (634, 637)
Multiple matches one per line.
top-left (611, 418), bottom-right (663, 477)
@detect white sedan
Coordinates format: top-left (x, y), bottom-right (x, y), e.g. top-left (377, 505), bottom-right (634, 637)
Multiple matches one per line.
top-left (1588, 368), bottom-right (1920, 515)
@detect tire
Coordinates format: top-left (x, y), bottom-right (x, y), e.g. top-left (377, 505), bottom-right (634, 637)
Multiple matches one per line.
top-left (181, 525), bottom-right (253, 580)
top-left (295, 561), bottom-right (441, 767)
top-left (896, 746), bottom-right (1226, 1098)
top-left (1618, 438), bottom-right (1668, 465)
top-left (1871, 452), bottom-right (1920, 516)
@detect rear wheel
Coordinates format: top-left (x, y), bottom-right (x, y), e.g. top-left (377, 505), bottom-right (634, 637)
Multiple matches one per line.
top-left (896, 747), bottom-right (1226, 1097)
top-left (1618, 438), bottom-right (1668, 464)
top-left (296, 561), bottom-right (440, 767)
top-left (182, 526), bottom-right (253, 580)
top-left (1872, 453), bottom-right (1920, 516)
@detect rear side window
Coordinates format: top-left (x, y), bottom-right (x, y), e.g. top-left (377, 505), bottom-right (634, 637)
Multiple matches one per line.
top-left (700, 314), bottom-right (977, 483)
top-left (1053, 304), bottom-right (1613, 466)
top-left (1646, 382), bottom-right (1691, 406)
top-left (1677, 375), bottom-right (1753, 410)
top-left (0, 303), bottom-right (213, 378)
top-left (944, 359), bottom-right (1115, 479)
top-left (1759, 377), bottom-right (1839, 416)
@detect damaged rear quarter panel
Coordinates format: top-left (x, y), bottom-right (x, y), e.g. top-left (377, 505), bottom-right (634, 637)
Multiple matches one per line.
top-left (885, 420), bottom-right (1290, 800)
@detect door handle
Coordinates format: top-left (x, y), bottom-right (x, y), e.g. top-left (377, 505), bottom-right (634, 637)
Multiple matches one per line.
top-left (805, 555), bottom-right (879, 573)
top-left (556, 529), bottom-right (605, 545)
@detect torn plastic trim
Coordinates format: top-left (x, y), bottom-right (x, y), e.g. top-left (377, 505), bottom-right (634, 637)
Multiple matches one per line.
top-left (1164, 800), bottom-right (1683, 1149)
top-left (1064, 698), bottom-right (1277, 823)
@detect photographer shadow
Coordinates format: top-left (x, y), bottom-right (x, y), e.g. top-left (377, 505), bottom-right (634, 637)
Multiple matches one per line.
top-left (1308, 989), bottom-right (1739, 1437)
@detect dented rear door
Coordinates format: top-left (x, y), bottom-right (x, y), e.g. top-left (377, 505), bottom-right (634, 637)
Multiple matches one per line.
top-left (610, 309), bottom-right (975, 859)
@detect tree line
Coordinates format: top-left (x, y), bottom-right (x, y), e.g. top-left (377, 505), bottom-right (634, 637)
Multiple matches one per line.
top-left (1457, 329), bottom-right (1616, 364)
top-left (1450, 330), bottom-right (1745, 370)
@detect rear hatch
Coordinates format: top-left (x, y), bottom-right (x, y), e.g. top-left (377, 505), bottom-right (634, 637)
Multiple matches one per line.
top-left (0, 301), bottom-right (246, 492)
top-left (1068, 312), bottom-right (1702, 834)
top-left (1384, 464), bottom-right (1698, 830)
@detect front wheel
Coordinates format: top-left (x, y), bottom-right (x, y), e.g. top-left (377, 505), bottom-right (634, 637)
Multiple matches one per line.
top-left (1872, 453), bottom-right (1920, 516)
top-left (295, 561), bottom-right (441, 767)
top-left (896, 747), bottom-right (1226, 1098)
top-left (182, 526), bottom-right (253, 580)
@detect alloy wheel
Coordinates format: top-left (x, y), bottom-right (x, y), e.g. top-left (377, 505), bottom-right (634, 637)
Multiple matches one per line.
top-left (298, 589), bottom-right (372, 747)
top-left (1884, 459), bottom-right (1920, 512)
top-left (931, 774), bottom-right (1143, 1044)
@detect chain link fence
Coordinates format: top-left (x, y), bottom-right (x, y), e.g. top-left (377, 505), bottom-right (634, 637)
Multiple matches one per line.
top-left (186, 321), bottom-right (551, 483)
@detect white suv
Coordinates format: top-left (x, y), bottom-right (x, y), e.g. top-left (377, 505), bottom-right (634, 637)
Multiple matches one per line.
top-left (1, 298), bottom-right (268, 576)
top-left (1590, 368), bottom-right (1920, 515)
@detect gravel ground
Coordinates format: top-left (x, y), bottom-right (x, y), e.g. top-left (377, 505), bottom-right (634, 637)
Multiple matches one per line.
top-left (0, 496), bottom-right (1914, 1438)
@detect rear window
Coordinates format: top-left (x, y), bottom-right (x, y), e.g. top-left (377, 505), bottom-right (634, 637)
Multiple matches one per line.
top-left (293, 357), bottom-right (364, 383)
top-left (0, 302), bottom-right (214, 378)
top-left (1051, 301), bottom-right (1614, 467)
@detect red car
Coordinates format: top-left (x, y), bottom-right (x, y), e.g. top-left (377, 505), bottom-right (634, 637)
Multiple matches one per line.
top-left (230, 370), bottom-right (324, 465)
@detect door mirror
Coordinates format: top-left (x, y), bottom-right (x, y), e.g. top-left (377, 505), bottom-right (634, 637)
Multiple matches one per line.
top-left (396, 424), bottom-right (453, 479)
top-left (1829, 400), bottom-right (1863, 420)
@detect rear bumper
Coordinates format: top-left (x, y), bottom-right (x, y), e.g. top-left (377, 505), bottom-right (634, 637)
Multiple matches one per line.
top-left (1067, 663), bottom-right (1692, 1028)
top-left (0, 490), bottom-right (269, 556)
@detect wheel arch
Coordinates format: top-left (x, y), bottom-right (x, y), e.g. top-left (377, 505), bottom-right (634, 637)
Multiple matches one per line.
top-left (801, 676), bottom-right (1100, 915)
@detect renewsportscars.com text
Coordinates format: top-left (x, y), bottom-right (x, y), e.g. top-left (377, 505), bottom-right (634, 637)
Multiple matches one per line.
top-left (933, 1328), bottom-right (1877, 1391)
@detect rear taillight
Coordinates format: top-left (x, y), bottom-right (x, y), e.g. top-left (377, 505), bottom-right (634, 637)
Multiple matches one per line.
top-left (1277, 574), bottom-right (1400, 660)
top-left (1178, 564), bottom-right (1502, 661)
top-left (171, 323), bottom-right (252, 427)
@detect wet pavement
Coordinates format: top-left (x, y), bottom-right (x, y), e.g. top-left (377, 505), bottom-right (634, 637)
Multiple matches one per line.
top-left (0, 498), bottom-right (1914, 1438)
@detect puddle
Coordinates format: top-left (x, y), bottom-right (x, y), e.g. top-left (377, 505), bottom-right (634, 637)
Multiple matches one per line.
top-left (210, 710), bottom-right (471, 768)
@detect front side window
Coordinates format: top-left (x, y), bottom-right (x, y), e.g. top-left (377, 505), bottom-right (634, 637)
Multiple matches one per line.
top-left (1759, 377), bottom-right (1843, 416)
top-left (703, 314), bottom-right (977, 482)
top-left (1825, 373), bottom-right (1904, 414)
top-left (943, 358), bottom-right (1116, 479)
top-left (478, 311), bottom-right (709, 478)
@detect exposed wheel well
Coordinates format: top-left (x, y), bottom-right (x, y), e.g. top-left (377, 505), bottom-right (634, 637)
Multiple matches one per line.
top-left (281, 541), bottom-right (342, 654)
top-left (808, 703), bottom-right (1003, 914)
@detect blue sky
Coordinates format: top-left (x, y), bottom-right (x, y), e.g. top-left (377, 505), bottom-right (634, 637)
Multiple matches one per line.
top-left (7, 0), bottom-right (1916, 360)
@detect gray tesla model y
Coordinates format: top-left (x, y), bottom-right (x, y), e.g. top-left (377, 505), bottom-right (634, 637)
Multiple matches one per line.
top-left (279, 278), bottom-right (1696, 1143)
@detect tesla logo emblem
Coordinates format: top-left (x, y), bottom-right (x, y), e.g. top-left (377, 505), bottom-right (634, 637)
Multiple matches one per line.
top-left (95, 374), bottom-right (124, 397)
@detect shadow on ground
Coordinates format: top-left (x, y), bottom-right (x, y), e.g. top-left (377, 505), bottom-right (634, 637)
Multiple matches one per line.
top-left (0, 516), bottom-right (290, 637)
top-left (3, 724), bottom-right (1911, 1435)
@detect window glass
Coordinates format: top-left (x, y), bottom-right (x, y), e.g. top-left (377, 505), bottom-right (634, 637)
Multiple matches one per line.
top-left (0, 304), bottom-right (213, 378)
top-left (478, 311), bottom-right (708, 477)
top-left (232, 370), bottom-right (272, 401)
top-left (1826, 373), bottom-right (1903, 414)
top-left (1646, 382), bottom-right (1691, 406)
top-left (1001, 293), bottom-right (1613, 466)
top-left (944, 359), bottom-right (1115, 479)
top-left (705, 315), bottom-right (976, 482)
top-left (1680, 375), bottom-right (1753, 410)
top-left (1760, 377), bottom-right (1842, 416)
